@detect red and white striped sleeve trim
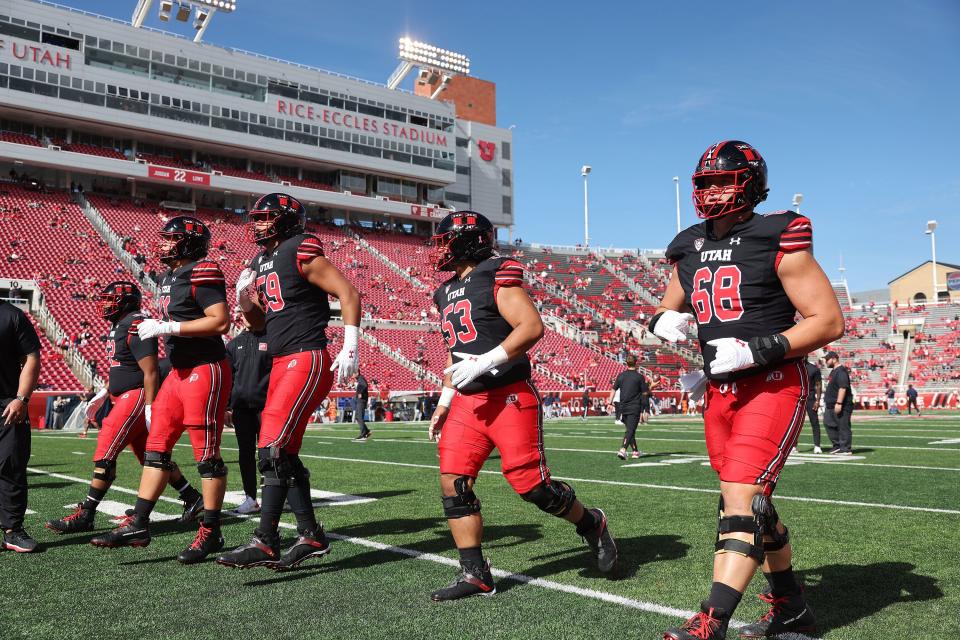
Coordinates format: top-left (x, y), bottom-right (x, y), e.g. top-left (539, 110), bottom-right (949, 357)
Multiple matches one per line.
top-left (128, 318), bottom-right (143, 335)
top-left (779, 216), bottom-right (813, 252)
top-left (296, 235), bottom-right (325, 264)
top-left (191, 261), bottom-right (226, 286)
top-left (494, 259), bottom-right (525, 291)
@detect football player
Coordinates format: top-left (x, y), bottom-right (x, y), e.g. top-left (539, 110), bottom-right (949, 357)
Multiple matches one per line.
top-left (91, 217), bottom-right (232, 564)
top-left (217, 193), bottom-right (360, 570)
top-left (427, 211), bottom-right (617, 601)
top-left (46, 282), bottom-right (203, 535)
top-left (654, 142), bottom-right (843, 639)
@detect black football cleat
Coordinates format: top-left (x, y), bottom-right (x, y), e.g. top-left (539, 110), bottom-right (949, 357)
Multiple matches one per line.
top-left (179, 492), bottom-right (205, 523)
top-left (90, 521), bottom-right (151, 548)
top-left (2, 528), bottom-right (39, 553)
top-left (275, 525), bottom-right (331, 570)
top-left (216, 530), bottom-right (281, 569)
top-left (46, 504), bottom-right (95, 534)
top-left (582, 508), bottom-right (618, 573)
top-left (738, 593), bottom-right (816, 638)
top-left (177, 523), bottom-right (224, 564)
top-left (664, 604), bottom-right (729, 640)
top-left (430, 560), bottom-right (496, 601)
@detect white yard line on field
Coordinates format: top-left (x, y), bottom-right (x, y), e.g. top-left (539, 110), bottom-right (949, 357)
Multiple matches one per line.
top-left (24, 465), bottom-right (748, 629)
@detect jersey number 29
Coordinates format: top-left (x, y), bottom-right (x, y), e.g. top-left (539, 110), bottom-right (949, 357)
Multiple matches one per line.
top-left (691, 265), bottom-right (744, 323)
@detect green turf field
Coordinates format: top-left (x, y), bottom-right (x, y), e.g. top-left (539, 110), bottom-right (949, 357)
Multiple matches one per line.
top-left (4, 414), bottom-right (959, 639)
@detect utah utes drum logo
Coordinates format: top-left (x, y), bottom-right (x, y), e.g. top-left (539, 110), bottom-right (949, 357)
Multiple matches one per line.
top-left (477, 140), bottom-right (496, 161)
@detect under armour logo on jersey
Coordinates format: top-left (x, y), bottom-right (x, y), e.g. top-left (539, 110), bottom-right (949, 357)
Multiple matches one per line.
top-left (729, 237), bottom-right (742, 245)
top-left (288, 359), bottom-right (298, 369)
top-left (694, 238), bottom-right (705, 251)
top-left (766, 371), bottom-right (784, 382)
top-left (188, 373), bottom-right (199, 383)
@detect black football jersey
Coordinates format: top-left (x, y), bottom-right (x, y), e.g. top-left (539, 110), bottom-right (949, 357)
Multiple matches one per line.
top-left (156, 259), bottom-right (227, 369)
top-left (251, 233), bottom-right (330, 357)
top-left (665, 211), bottom-right (813, 382)
top-left (432, 256), bottom-right (531, 394)
top-left (106, 312), bottom-right (158, 395)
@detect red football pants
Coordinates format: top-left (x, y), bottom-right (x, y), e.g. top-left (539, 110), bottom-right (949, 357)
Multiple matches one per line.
top-left (438, 379), bottom-right (550, 495)
top-left (147, 359), bottom-right (231, 462)
top-left (703, 360), bottom-right (809, 492)
top-left (93, 388), bottom-right (147, 464)
top-left (258, 349), bottom-right (333, 453)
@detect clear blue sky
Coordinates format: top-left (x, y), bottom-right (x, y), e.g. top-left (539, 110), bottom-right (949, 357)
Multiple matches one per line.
top-left (70, 0), bottom-right (960, 293)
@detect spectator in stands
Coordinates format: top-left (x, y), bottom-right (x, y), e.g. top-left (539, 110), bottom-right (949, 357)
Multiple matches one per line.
top-left (906, 384), bottom-right (921, 416)
top-left (823, 351), bottom-right (854, 455)
top-left (0, 298), bottom-right (41, 552)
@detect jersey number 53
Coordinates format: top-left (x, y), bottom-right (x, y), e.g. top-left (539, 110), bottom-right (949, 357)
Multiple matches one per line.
top-left (440, 300), bottom-right (477, 348)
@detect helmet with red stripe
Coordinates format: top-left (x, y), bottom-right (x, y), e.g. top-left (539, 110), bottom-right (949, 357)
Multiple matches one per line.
top-left (692, 140), bottom-right (768, 219)
top-left (431, 211), bottom-right (495, 271)
top-left (249, 192), bottom-right (305, 245)
top-left (155, 216), bottom-right (211, 265)
top-left (98, 281), bottom-right (141, 321)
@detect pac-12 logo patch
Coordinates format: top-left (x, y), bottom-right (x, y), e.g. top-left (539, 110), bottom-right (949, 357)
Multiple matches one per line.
top-left (694, 238), bottom-right (705, 251)
top-left (288, 359), bottom-right (298, 369)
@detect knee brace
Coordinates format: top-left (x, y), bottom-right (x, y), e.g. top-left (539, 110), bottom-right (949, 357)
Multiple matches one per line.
top-left (258, 447), bottom-right (295, 487)
top-left (441, 476), bottom-right (481, 519)
top-left (715, 496), bottom-right (765, 563)
top-left (521, 480), bottom-right (576, 518)
top-left (289, 455), bottom-right (310, 485)
top-left (197, 456), bottom-right (228, 478)
top-left (143, 450), bottom-right (175, 471)
top-left (92, 459), bottom-right (117, 483)
top-left (753, 493), bottom-right (790, 552)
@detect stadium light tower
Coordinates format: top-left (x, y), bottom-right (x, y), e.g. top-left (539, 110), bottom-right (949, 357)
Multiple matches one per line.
top-left (792, 193), bottom-right (803, 213)
top-left (925, 220), bottom-right (938, 302)
top-left (581, 165), bottom-right (592, 248)
top-left (131, 0), bottom-right (236, 42)
top-left (387, 38), bottom-right (470, 97)
top-left (673, 176), bottom-right (681, 234)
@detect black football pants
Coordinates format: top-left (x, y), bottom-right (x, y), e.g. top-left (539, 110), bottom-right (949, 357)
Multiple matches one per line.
top-left (232, 406), bottom-right (261, 501)
top-left (356, 400), bottom-right (369, 437)
top-left (805, 403), bottom-right (822, 448)
top-left (621, 413), bottom-right (640, 451)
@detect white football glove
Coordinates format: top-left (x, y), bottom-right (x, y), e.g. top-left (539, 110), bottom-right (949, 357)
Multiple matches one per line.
top-left (707, 338), bottom-right (757, 375)
top-left (652, 310), bottom-right (695, 343)
top-left (144, 404), bottom-right (152, 431)
top-left (679, 369), bottom-right (709, 402)
top-left (331, 325), bottom-right (360, 385)
top-left (137, 318), bottom-right (180, 340)
top-left (444, 346), bottom-right (509, 390)
top-left (235, 268), bottom-right (257, 310)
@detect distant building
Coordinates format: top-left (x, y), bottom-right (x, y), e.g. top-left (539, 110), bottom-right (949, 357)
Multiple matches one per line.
top-left (888, 261), bottom-right (960, 304)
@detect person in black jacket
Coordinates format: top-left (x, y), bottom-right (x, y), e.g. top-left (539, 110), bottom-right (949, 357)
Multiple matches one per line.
top-left (0, 300), bottom-right (41, 552)
top-left (608, 355), bottom-right (645, 460)
top-left (225, 319), bottom-right (271, 514)
top-left (352, 373), bottom-right (371, 441)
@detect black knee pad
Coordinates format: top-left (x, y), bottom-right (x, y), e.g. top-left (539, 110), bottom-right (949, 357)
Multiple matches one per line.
top-left (521, 480), bottom-right (576, 518)
top-left (753, 493), bottom-right (790, 552)
top-left (258, 447), bottom-right (295, 487)
top-left (143, 450), bottom-right (174, 471)
top-left (714, 495), bottom-right (764, 563)
top-left (197, 457), bottom-right (228, 478)
top-left (92, 459), bottom-right (117, 483)
top-left (441, 476), bottom-right (481, 519)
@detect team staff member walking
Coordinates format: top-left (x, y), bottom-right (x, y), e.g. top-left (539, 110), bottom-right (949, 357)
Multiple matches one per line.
top-left (225, 317), bottom-right (271, 515)
top-left (608, 355), bottom-right (644, 459)
top-left (823, 351), bottom-right (853, 455)
top-left (0, 299), bottom-right (41, 552)
top-left (802, 357), bottom-right (824, 454)
top-left (352, 373), bottom-right (371, 441)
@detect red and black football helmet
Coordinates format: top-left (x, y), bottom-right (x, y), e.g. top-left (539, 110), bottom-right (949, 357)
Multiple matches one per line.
top-left (248, 192), bottom-right (305, 245)
top-left (155, 216), bottom-right (211, 265)
top-left (98, 281), bottom-right (141, 321)
top-left (431, 211), bottom-right (496, 271)
top-left (692, 140), bottom-right (769, 219)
